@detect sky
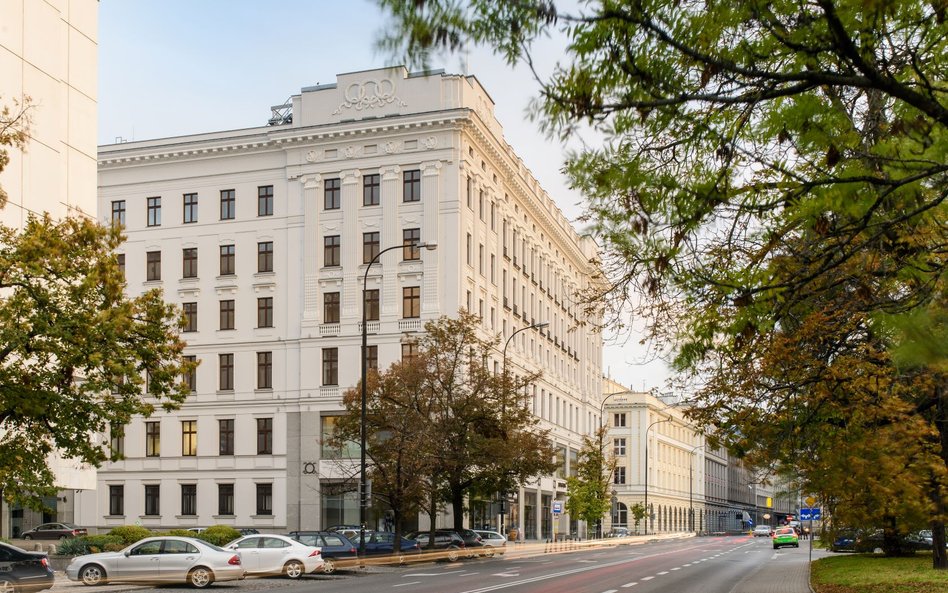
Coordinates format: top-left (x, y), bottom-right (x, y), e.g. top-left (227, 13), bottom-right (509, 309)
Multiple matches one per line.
top-left (98, 0), bottom-right (672, 393)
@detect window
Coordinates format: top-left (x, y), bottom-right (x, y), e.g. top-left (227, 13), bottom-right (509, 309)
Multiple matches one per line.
top-left (324, 292), bottom-right (340, 323)
top-left (218, 419), bottom-right (234, 455)
top-left (110, 425), bottom-right (124, 459)
top-left (144, 485), bottom-right (160, 516)
top-left (256, 418), bottom-right (273, 454)
top-left (613, 413), bottom-right (627, 428)
top-left (363, 232), bottom-right (380, 264)
top-left (220, 189), bottom-right (235, 220)
top-left (402, 286), bottom-right (420, 318)
top-left (219, 353), bottom-right (234, 391)
top-left (324, 178), bottom-right (340, 210)
top-left (257, 241), bottom-right (273, 273)
top-left (324, 236), bottom-right (340, 267)
top-left (466, 177), bottom-right (473, 209)
top-left (181, 484), bottom-right (197, 516)
top-left (466, 234), bottom-right (472, 265)
top-left (614, 438), bottom-right (626, 456)
top-left (490, 202), bottom-right (496, 230)
top-left (257, 297), bottom-right (273, 328)
top-left (256, 483), bottom-right (273, 516)
top-left (479, 244), bottom-right (484, 274)
top-left (183, 193), bottom-right (198, 223)
top-left (219, 245), bottom-right (235, 276)
top-left (257, 351), bottom-right (272, 389)
top-left (181, 421), bottom-right (197, 456)
top-left (366, 345), bottom-right (378, 371)
top-left (219, 300), bottom-right (235, 330)
top-left (478, 190), bottom-right (484, 220)
top-left (401, 342), bottom-right (417, 361)
top-left (182, 302), bottom-right (197, 332)
top-left (363, 173), bottom-right (380, 206)
top-left (614, 466), bottom-right (627, 485)
top-left (490, 254), bottom-right (496, 284)
top-left (117, 253), bottom-right (125, 277)
top-left (403, 228), bottom-right (421, 260)
top-left (183, 355), bottom-right (197, 392)
top-left (322, 348), bottom-right (338, 385)
top-left (257, 185), bottom-right (273, 216)
top-left (146, 251), bottom-right (161, 281)
top-left (218, 484), bottom-right (234, 515)
top-left (147, 197), bottom-right (161, 227)
top-left (403, 169), bottom-right (421, 202)
top-left (363, 289), bottom-right (379, 321)
top-left (182, 248), bottom-right (198, 278)
top-left (111, 200), bottom-right (126, 226)
top-left (108, 485), bottom-right (124, 516)
top-left (145, 422), bottom-right (160, 457)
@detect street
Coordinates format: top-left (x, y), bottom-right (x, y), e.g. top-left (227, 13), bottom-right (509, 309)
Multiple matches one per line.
top-left (50, 535), bottom-right (829, 593)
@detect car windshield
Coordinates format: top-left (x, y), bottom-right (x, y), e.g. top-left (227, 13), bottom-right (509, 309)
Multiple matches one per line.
top-left (775, 528), bottom-right (795, 535)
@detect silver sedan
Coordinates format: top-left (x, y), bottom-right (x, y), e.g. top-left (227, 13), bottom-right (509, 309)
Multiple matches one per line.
top-left (65, 536), bottom-right (245, 588)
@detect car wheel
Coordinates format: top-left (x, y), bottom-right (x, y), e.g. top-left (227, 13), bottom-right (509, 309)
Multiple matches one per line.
top-left (0, 578), bottom-right (17, 593)
top-left (80, 564), bottom-right (107, 586)
top-left (22, 535), bottom-right (31, 541)
top-left (283, 560), bottom-right (304, 579)
top-left (484, 546), bottom-right (495, 558)
top-left (187, 567), bottom-right (214, 588)
top-left (794, 544), bottom-right (799, 548)
top-left (322, 558), bottom-right (336, 574)
top-left (446, 547), bottom-right (460, 562)
top-left (773, 545), bottom-right (779, 550)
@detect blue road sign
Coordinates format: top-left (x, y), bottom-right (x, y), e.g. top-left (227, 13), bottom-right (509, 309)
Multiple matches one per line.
top-left (552, 501), bottom-right (563, 515)
top-left (799, 508), bottom-right (822, 521)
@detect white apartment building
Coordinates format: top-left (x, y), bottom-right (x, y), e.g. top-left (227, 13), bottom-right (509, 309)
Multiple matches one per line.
top-left (86, 67), bottom-right (604, 537)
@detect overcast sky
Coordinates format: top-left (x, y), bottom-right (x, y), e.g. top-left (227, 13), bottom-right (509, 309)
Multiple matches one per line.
top-left (98, 0), bottom-right (672, 393)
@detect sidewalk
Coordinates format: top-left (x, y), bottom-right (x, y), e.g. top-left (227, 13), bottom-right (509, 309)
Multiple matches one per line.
top-left (729, 546), bottom-right (827, 593)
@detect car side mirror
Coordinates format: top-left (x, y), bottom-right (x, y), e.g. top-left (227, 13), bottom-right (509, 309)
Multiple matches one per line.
top-left (124, 551), bottom-right (131, 557)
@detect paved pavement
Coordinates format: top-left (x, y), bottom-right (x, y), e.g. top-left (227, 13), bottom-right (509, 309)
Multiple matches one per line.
top-left (731, 542), bottom-right (826, 593)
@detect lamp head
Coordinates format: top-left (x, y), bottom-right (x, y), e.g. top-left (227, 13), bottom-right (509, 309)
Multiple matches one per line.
top-left (420, 242), bottom-right (438, 251)
top-left (533, 321), bottom-right (550, 329)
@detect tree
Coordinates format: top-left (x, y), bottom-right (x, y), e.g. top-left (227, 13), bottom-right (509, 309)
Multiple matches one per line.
top-left (630, 502), bottom-right (646, 534)
top-left (0, 96), bottom-right (30, 208)
top-left (378, 0), bottom-right (948, 567)
top-left (0, 215), bottom-right (195, 507)
top-left (565, 427), bottom-right (615, 537)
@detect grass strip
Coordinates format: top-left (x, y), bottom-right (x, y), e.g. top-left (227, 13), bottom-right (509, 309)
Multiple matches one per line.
top-left (811, 553), bottom-right (948, 593)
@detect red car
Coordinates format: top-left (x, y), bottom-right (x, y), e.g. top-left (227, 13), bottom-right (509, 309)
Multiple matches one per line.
top-left (21, 523), bottom-right (87, 540)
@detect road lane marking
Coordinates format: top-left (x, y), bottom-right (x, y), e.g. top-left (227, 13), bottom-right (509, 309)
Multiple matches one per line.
top-left (682, 563), bottom-right (691, 566)
top-left (602, 590), bottom-right (618, 593)
top-left (459, 572), bottom-right (479, 576)
top-left (393, 582), bottom-right (421, 588)
top-left (405, 572), bottom-right (462, 577)
top-left (671, 567), bottom-right (681, 571)
top-left (492, 573), bottom-right (520, 577)
top-left (641, 576), bottom-right (654, 581)
top-left (578, 559), bottom-right (598, 563)
top-left (657, 571), bottom-right (669, 575)
top-left (622, 583), bottom-right (638, 588)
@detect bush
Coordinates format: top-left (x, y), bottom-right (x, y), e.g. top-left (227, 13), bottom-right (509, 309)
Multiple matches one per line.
top-left (163, 529), bottom-right (195, 538)
top-left (194, 526), bottom-right (241, 547)
top-left (107, 525), bottom-right (154, 545)
top-left (55, 535), bottom-right (125, 556)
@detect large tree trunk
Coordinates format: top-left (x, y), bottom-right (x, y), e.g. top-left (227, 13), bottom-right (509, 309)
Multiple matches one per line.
top-left (933, 379), bottom-right (948, 570)
top-left (451, 483), bottom-right (465, 531)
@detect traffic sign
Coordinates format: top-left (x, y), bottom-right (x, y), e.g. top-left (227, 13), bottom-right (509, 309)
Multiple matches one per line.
top-left (552, 501), bottom-right (563, 515)
top-left (799, 508), bottom-right (821, 521)
top-left (805, 496), bottom-right (816, 507)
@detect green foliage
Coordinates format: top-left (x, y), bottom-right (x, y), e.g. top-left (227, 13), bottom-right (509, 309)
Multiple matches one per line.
top-left (565, 427), bottom-right (615, 528)
top-left (107, 525), bottom-right (154, 545)
top-left (56, 535), bottom-right (125, 556)
top-left (630, 503), bottom-right (646, 533)
top-left (0, 96), bottom-right (31, 208)
top-left (196, 525), bottom-right (241, 547)
top-left (0, 216), bottom-right (196, 508)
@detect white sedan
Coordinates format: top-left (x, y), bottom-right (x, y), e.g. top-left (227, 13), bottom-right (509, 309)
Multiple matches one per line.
top-left (224, 534), bottom-right (322, 578)
top-left (473, 530), bottom-right (507, 556)
top-left (65, 536), bottom-right (245, 588)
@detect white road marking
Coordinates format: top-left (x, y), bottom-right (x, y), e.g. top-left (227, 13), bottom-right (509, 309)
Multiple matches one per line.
top-left (405, 572), bottom-right (461, 577)
top-left (771, 553), bottom-right (778, 560)
top-left (602, 590), bottom-right (618, 593)
top-left (682, 563), bottom-right (691, 566)
top-left (393, 582), bottom-right (421, 588)
top-left (492, 573), bottom-right (520, 577)
top-left (621, 583), bottom-right (638, 588)
top-left (671, 567), bottom-right (681, 571)
top-left (657, 571), bottom-right (669, 575)
top-left (641, 576), bottom-right (654, 581)
top-left (459, 572), bottom-right (479, 576)
top-left (578, 559), bottom-right (598, 563)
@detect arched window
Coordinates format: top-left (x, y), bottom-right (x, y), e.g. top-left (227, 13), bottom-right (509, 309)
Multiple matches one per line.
top-left (612, 502), bottom-right (628, 526)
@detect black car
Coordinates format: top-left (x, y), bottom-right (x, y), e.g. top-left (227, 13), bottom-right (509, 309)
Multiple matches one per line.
top-left (287, 531), bottom-right (358, 573)
top-left (405, 530), bottom-right (468, 562)
top-left (0, 542), bottom-right (54, 592)
top-left (20, 523), bottom-right (87, 541)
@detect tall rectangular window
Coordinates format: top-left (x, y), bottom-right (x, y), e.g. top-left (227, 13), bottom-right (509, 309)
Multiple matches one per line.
top-left (146, 197), bottom-right (161, 227)
top-left (181, 420), bottom-right (197, 456)
top-left (322, 348), bottom-right (338, 385)
top-left (366, 345), bottom-right (378, 371)
top-left (219, 245), bottom-right (235, 276)
top-left (324, 178), bottom-right (340, 210)
top-left (182, 302), bottom-right (197, 332)
top-left (403, 169), bottom-right (421, 202)
top-left (324, 236), bottom-right (340, 267)
top-left (401, 342), bottom-right (417, 361)
top-left (257, 185), bottom-right (273, 216)
top-left (614, 467), bottom-right (627, 485)
top-left (117, 253), bottom-right (125, 277)
top-left (402, 286), bottom-right (420, 318)
top-left (257, 297), bottom-right (273, 328)
top-left (144, 485), bottom-right (160, 516)
top-left (403, 228), bottom-right (421, 260)
top-left (145, 422), bottom-right (160, 457)
top-left (466, 177), bottom-right (473, 209)
top-left (182, 248), bottom-right (198, 278)
top-left (218, 419), bottom-right (234, 455)
top-left (257, 241), bottom-right (273, 273)
top-left (219, 300), bottom-right (235, 330)
top-left (256, 483), bottom-right (273, 516)
top-left (479, 244), bottom-right (484, 275)
top-left (479, 190), bottom-right (484, 220)
top-left (257, 351), bottom-right (272, 389)
top-left (111, 200), bottom-right (126, 226)
top-left (613, 413), bottom-right (627, 428)
top-left (324, 292), bottom-right (340, 323)
top-left (108, 485), bottom-right (124, 516)
top-left (363, 232), bottom-right (380, 264)
top-left (220, 189), bottom-right (236, 220)
top-left (466, 234), bottom-right (472, 265)
top-left (146, 251), bottom-right (161, 281)
top-left (110, 425), bottom-right (125, 459)
top-left (614, 438), bottom-right (627, 456)
top-left (218, 484), bottom-right (234, 515)
top-left (183, 193), bottom-right (198, 223)
top-left (219, 353), bottom-right (234, 391)
top-left (256, 418), bottom-right (273, 454)
top-left (363, 289), bottom-right (379, 321)
top-left (181, 484), bottom-right (197, 516)
top-left (363, 173), bottom-right (380, 206)
top-left (183, 355), bottom-right (197, 392)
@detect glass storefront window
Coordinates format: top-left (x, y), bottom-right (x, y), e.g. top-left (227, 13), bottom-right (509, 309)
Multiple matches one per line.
top-left (321, 487), bottom-right (359, 528)
top-left (320, 416), bottom-right (359, 459)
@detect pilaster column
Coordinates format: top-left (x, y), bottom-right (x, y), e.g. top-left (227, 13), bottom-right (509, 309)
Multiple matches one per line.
top-left (421, 161), bottom-right (442, 315)
top-left (301, 174), bottom-right (322, 327)
top-left (340, 170), bottom-right (362, 321)
top-left (381, 165), bottom-right (401, 317)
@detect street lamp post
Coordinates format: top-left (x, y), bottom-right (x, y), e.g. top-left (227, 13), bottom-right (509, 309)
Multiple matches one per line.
top-left (643, 416), bottom-right (672, 535)
top-left (359, 240), bottom-right (436, 562)
top-left (688, 444), bottom-right (705, 533)
top-left (498, 321), bottom-right (548, 537)
top-left (597, 391), bottom-right (622, 538)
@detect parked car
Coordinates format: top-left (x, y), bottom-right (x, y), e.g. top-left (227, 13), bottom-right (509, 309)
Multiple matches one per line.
top-left (20, 523), bottom-right (87, 541)
top-left (238, 528), bottom-right (259, 536)
top-left (286, 531), bottom-right (358, 574)
top-left (473, 530), bottom-right (507, 556)
top-left (606, 527), bottom-right (631, 538)
top-left (65, 536), bottom-right (244, 588)
top-left (830, 528), bottom-right (858, 552)
top-left (223, 534), bottom-right (322, 578)
top-left (0, 541), bottom-right (54, 593)
top-left (405, 530), bottom-right (466, 562)
top-left (351, 531), bottom-right (421, 563)
top-left (772, 526), bottom-right (799, 549)
top-left (753, 525), bottom-right (773, 537)
top-left (326, 525), bottom-right (362, 533)
top-left (854, 529), bottom-right (931, 553)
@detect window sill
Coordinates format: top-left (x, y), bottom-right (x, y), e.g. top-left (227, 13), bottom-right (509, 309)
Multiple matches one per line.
top-left (251, 514), bottom-right (274, 519)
